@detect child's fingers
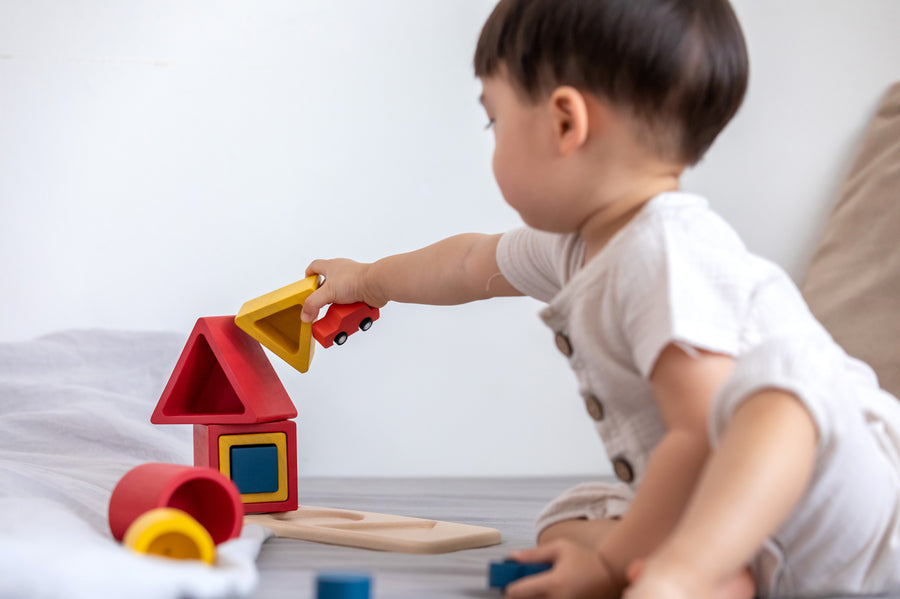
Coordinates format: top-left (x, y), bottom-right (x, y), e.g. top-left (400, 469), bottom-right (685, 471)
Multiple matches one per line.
top-left (504, 570), bottom-right (556, 599)
top-left (302, 260), bottom-right (338, 322)
top-left (301, 257), bottom-right (372, 321)
top-left (305, 259), bottom-right (326, 278)
top-left (509, 544), bottom-right (560, 564)
top-left (300, 287), bottom-right (331, 323)
top-left (502, 545), bottom-right (561, 597)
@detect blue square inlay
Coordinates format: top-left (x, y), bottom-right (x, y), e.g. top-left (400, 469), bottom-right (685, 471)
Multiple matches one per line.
top-left (230, 444), bottom-right (279, 494)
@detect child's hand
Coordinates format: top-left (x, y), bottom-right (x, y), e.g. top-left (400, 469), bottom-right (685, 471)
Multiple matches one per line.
top-left (301, 258), bottom-right (385, 323)
top-left (504, 540), bottom-right (622, 599)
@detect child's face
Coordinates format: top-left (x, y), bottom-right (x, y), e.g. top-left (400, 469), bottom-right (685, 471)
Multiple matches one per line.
top-left (480, 73), bottom-right (576, 232)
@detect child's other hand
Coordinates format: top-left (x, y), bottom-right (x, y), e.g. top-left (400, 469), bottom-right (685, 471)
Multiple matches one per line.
top-left (301, 258), bottom-right (384, 323)
top-left (504, 540), bottom-right (621, 599)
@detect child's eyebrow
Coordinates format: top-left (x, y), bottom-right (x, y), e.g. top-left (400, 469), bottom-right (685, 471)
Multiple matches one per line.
top-left (478, 94), bottom-right (485, 106)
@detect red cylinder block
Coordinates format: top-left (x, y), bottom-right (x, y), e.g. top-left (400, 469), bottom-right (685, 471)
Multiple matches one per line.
top-left (109, 463), bottom-right (243, 544)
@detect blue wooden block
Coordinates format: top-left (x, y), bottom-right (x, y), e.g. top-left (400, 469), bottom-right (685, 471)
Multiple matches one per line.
top-left (230, 444), bottom-right (279, 494)
top-left (488, 559), bottom-right (552, 590)
top-left (316, 571), bottom-right (371, 599)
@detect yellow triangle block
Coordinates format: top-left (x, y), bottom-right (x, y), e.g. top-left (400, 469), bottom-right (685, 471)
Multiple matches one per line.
top-left (235, 276), bottom-right (319, 374)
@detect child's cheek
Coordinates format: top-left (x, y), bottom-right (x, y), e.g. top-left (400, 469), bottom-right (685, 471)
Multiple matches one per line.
top-left (491, 146), bottom-right (515, 206)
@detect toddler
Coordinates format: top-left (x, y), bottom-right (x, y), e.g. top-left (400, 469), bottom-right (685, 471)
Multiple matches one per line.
top-left (300, 1), bottom-right (900, 598)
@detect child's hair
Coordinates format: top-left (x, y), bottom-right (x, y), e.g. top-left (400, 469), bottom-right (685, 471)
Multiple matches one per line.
top-left (473, 0), bottom-right (749, 165)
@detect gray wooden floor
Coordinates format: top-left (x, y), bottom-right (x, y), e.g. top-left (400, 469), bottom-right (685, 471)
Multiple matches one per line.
top-left (251, 476), bottom-right (585, 599)
top-left (251, 477), bottom-right (899, 599)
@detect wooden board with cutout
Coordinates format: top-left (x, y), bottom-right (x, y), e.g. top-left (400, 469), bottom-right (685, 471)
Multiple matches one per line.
top-left (246, 505), bottom-right (501, 554)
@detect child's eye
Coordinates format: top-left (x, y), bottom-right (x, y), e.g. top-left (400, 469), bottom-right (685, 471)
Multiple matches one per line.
top-left (484, 118), bottom-right (495, 130)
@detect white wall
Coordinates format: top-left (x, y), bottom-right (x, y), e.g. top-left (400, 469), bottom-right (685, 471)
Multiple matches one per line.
top-left (686, 1), bottom-right (900, 275)
top-left (2, 1), bottom-right (899, 476)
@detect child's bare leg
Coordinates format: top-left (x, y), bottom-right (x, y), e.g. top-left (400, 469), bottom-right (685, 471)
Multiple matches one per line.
top-left (627, 559), bottom-right (755, 599)
top-left (713, 569), bottom-right (755, 599)
top-left (625, 389), bottom-right (817, 599)
top-left (541, 519), bottom-right (755, 599)
top-left (538, 517), bottom-right (618, 548)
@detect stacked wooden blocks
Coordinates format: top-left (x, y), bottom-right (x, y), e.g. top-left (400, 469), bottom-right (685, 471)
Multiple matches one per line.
top-left (150, 276), bottom-right (382, 515)
top-left (151, 314), bottom-right (301, 513)
top-left (146, 276), bottom-right (501, 555)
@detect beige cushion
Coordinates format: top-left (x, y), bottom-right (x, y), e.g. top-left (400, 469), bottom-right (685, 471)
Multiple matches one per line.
top-left (802, 82), bottom-right (900, 398)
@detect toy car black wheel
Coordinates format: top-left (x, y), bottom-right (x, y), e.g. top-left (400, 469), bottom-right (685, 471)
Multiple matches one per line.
top-left (334, 332), bottom-right (349, 346)
top-left (359, 318), bottom-right (373, 332)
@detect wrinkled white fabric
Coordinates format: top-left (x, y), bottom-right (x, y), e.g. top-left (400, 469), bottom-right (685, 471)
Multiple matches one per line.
top-left (534, 480), bottom-right (632, 536)
top-left (711, 336), bottom-right (900, 597)
top-left (497, 192), bottom-right (815, 490)
top-left (0, 330), bottom-right (271, 599)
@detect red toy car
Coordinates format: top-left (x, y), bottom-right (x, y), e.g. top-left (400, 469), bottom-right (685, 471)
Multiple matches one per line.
top-left (312, 302), bottom-right (380, 348)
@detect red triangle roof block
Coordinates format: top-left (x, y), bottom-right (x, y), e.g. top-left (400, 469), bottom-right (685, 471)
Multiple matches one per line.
top-left (151, 316), bottom-right (298, 425)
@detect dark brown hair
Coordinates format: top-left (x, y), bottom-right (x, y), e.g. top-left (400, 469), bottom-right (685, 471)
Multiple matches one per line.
top-left (474, 0), bottom-right (749, 165)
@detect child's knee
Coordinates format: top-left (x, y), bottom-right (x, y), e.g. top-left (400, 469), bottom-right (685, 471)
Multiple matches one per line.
top-left (537, 517), bottom-right (618, 548)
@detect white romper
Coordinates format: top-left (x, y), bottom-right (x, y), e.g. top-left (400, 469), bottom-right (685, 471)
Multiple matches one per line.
top-left (496, 192), bottom-right (900, 597)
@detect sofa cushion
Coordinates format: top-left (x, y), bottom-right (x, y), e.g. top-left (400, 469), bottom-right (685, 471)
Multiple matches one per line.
top-left (802, 82), bottom-right (900, 398)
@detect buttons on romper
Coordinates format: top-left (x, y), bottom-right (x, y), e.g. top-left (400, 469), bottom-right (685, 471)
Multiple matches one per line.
top-left (583, 394), bottom-right (605, 421)
top-left (554, 332), bottom-right (573, 357)
top-left (612, 456), bottom-right (634, 483)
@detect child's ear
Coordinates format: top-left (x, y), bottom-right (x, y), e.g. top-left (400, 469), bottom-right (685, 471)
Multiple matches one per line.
top-left (548, 86), bottom-right (590, 155)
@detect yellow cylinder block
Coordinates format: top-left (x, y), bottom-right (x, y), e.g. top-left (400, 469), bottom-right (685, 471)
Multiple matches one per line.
top-left (123, 507), bottom-right (216, 565)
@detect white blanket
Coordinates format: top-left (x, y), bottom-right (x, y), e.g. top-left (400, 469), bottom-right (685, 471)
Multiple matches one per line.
top-left (0, 330), bottom-right (272, 599)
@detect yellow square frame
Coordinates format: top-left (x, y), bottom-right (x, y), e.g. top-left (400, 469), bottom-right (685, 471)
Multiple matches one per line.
top-left (218, 432), bottom-right (288, 503)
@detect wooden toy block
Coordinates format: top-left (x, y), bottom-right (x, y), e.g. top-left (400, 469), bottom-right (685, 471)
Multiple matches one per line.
top-left (230, 444), bottom-right (280, 495)
top-left (488, 559), bottom-right (553, 590)
top-left (246, 505), bottom-right (501, 554)
top-left (194, 420), bottom-right (298, 514)
top-left (108, 463), bottom-right (243, 544)
top-left (124, 507), bottom-right (216, 565)
top-left (312, 303), bottom-right (380, 348)
top-left (235, 276), bottom-right (319, 374)
top-left (316, 572), bottom-right (372, 599)
top-left (151, 316), bottom-right (297, 425)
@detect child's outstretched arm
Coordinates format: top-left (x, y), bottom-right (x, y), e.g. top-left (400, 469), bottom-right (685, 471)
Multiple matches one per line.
top-left (625, 388), bottom-right (818, 599)
top-left (300, 233), bottom-right (521, 322)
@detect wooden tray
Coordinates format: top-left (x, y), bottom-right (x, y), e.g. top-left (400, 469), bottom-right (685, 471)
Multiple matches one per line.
top-left (246, 505), bottom-right (502, 554)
